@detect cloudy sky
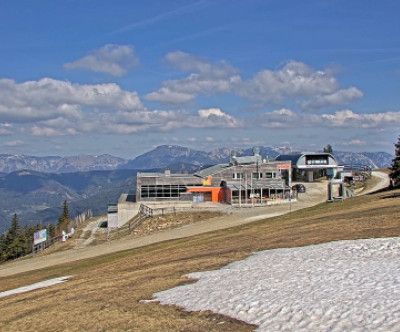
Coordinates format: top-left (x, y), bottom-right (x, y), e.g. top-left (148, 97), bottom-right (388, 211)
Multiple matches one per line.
top-left (0, 0), bottom-right (399, 158)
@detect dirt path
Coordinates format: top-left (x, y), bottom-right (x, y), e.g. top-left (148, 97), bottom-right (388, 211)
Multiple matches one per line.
top-left (73, 216), bottom-right (106, 249)
top-left (0, 172), bottom-right (389, 278)
top-left (361, 170), bottom-right (390, 195)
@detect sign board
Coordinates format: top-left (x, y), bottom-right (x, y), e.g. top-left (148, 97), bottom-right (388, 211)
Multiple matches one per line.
top-left (33, 229), bottom-right (47, 245)
top-left (277, 164), bottom-right (291, 170)
top-left (108, 212), bottom-right (119, 228)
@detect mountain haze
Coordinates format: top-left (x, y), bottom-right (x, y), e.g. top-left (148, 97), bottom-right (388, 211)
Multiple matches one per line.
top-left (0, 169), bottom-right (137, 234)
top-left (0, 154), bottom-right (128, 174)
top-left (0, 146), bottom-right (393, 174)
top-left (0, 145), bottom-right (393, 234)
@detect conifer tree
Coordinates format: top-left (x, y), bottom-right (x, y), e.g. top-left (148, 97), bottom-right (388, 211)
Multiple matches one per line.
top-left (58, 201), bottom-right (70, 224)
top-left (58, 200), bottom-right (71, 232)
top-left (2, 213), bottom-right (28, 260)
top-left (48, 222), bottom-right (56, 239)
top-left (62, 200), bottom-right (70, 220)
top-left (0, 234), bottom-right (6, 261)
top-left (390, 135), bottom-right (400, 187)
top-left (9, 213), bottom-right (21, 239)
top-left (323, 144), bottom-right (333, 154)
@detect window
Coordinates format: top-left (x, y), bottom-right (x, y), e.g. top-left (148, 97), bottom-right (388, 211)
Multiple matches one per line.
top-left (140, 184), bottom-right (187, 198)
top-left (265, 172), bottom-right (276, 178)
top-left (233, 173), bottom-right (244, 179)
top-left (252, 173), bottom-right (262, 179)
top-left (305, 156), bottom-right (328, 165)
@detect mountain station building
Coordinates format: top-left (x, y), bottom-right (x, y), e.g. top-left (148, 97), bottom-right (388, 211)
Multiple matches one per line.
top-left (136, 148), bottom-right (292, 206)
top-left (275, 152), bottom-right (341, 182)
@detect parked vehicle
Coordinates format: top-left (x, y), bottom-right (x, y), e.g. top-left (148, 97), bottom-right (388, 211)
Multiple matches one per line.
top-left (292, 184), bottom-right (306, 193)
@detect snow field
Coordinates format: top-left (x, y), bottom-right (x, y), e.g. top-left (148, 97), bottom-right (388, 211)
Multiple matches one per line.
top-left (153, 237), bottom-right (400, 331)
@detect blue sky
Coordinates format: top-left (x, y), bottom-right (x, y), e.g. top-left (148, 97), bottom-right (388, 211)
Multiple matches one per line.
top-left (0, 0), bottom-right (399, 158)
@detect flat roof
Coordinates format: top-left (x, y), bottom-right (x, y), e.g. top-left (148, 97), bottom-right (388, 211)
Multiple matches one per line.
top-left (194, 164), bottom-right (230, 177)
top-left (137, 172), bottom-right (198, 178)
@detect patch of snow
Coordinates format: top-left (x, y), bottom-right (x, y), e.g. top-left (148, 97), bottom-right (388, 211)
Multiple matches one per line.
top-left (153, 238), bottom-right (400, 331)
top-left (0, 276), bottom-right (73, 298)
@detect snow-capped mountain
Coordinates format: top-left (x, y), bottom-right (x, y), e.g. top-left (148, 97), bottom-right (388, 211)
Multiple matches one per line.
top-left (0, 145), bottom-right (393, 174)
top-left (0, 154), bottom-right (128, 173)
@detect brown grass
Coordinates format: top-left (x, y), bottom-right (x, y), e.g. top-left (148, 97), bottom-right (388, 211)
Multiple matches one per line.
top-left (100, 211), bottom-right (223, 243)
top-left (1, 189), bottom-right (400, 331)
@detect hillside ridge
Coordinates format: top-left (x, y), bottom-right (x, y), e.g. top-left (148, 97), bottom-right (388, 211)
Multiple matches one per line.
top-left (0, 145), bottom-right (393, 174)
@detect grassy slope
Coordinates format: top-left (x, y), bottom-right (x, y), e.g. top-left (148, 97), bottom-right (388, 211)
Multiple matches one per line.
top-left (0, 189), bottom-right (400, 331)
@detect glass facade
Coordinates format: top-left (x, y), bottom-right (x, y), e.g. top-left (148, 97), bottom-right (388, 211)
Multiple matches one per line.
top-left (140, 184), bottom-right (193, 198)
top-left (305, 155), bottom-right (328, 165)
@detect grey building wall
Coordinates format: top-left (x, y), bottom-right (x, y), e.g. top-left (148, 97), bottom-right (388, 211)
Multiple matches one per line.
top-left (136, 172), bottom-right (203, 201)
top-left (136, 160), bottom-right (291, 203)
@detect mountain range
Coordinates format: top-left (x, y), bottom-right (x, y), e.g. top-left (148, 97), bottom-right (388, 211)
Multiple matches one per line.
top-left (0, 145), bottom-right (393, 174)
top-left (0, 145), bottom-right (394, 234)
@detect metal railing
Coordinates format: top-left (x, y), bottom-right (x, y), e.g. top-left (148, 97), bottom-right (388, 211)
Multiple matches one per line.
top-left (342, 164), bottom-right (372, 178)
top-left (139, 203), bottom-right (193, 217)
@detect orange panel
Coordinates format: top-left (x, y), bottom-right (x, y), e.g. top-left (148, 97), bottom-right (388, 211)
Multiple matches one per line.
top-left (188, 187), bottom-right (221, 202)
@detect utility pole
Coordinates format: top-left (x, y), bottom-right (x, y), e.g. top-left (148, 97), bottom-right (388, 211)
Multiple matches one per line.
top-left (239, 175), bottom-right (242, 207)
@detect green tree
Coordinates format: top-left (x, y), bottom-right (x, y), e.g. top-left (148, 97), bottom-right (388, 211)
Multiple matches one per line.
top-left (323, 144), bottom-right (333, 154)
top-left (58, 200), bottom-right (70, 224)
top-left (48, 222), bottom-right (56, 239)
top-left (1, 213), bottom-right (29, 260)
top-left (390, 135), bottom-right (400, 187)
top-left (9, 213), bottom-right (21, 239)
top-left (0, 234), bottom-right (7, 261)
top-left (17, 231), bottom-right (29, 257)
top-left (58, 200), bottom-right (71, 232)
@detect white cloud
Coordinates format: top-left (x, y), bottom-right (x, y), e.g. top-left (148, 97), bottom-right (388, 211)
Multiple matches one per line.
top-left (321, 110), bottom-right (400, 128)
top-left (147, 54), bottom-right (362, 110)
top-left (0, 140), bottom-right (24, 147)
top-left (146, 88), bottom-right (195, 105)
top-left (165, 51), bottom-right (238, 78)
top-left (238, 61), bottom-right (335, 101)
top-left (338, 139), bottom-right (367, 147)
top-left (257, 108), bottom-right (301, 128)
top-left (257, 108), bottom-right (400, 129)
top-left (237, 61), bottom-right (363, 109)
top-left (29, 106), bottom-right (242, 137)
top-left (0, 74), bottom-right (242, 137)
top-left (146, 51), bottom-right (240, 105)
top-left (0, 78), bottom-right (144, 123)
top-left (31, 105), bottom-right (394, 138)
top-left (64, 44), bottom-right (139, 76)
top-left (31, 125), bottom-right (78, 137)
top-left (188, 108), bottom-right (242, 128)
top-left (0, 123), bottom-right (13, 135)
top-left (303, 87), bottom-right (364, 110)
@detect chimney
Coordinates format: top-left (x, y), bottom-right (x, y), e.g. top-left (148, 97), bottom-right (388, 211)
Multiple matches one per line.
top-left (164, 168), bottom-right (171, 176)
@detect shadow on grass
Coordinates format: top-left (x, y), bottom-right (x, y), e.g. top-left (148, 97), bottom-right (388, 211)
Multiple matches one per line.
top-left (381, 192), bottom-right (400, 199)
